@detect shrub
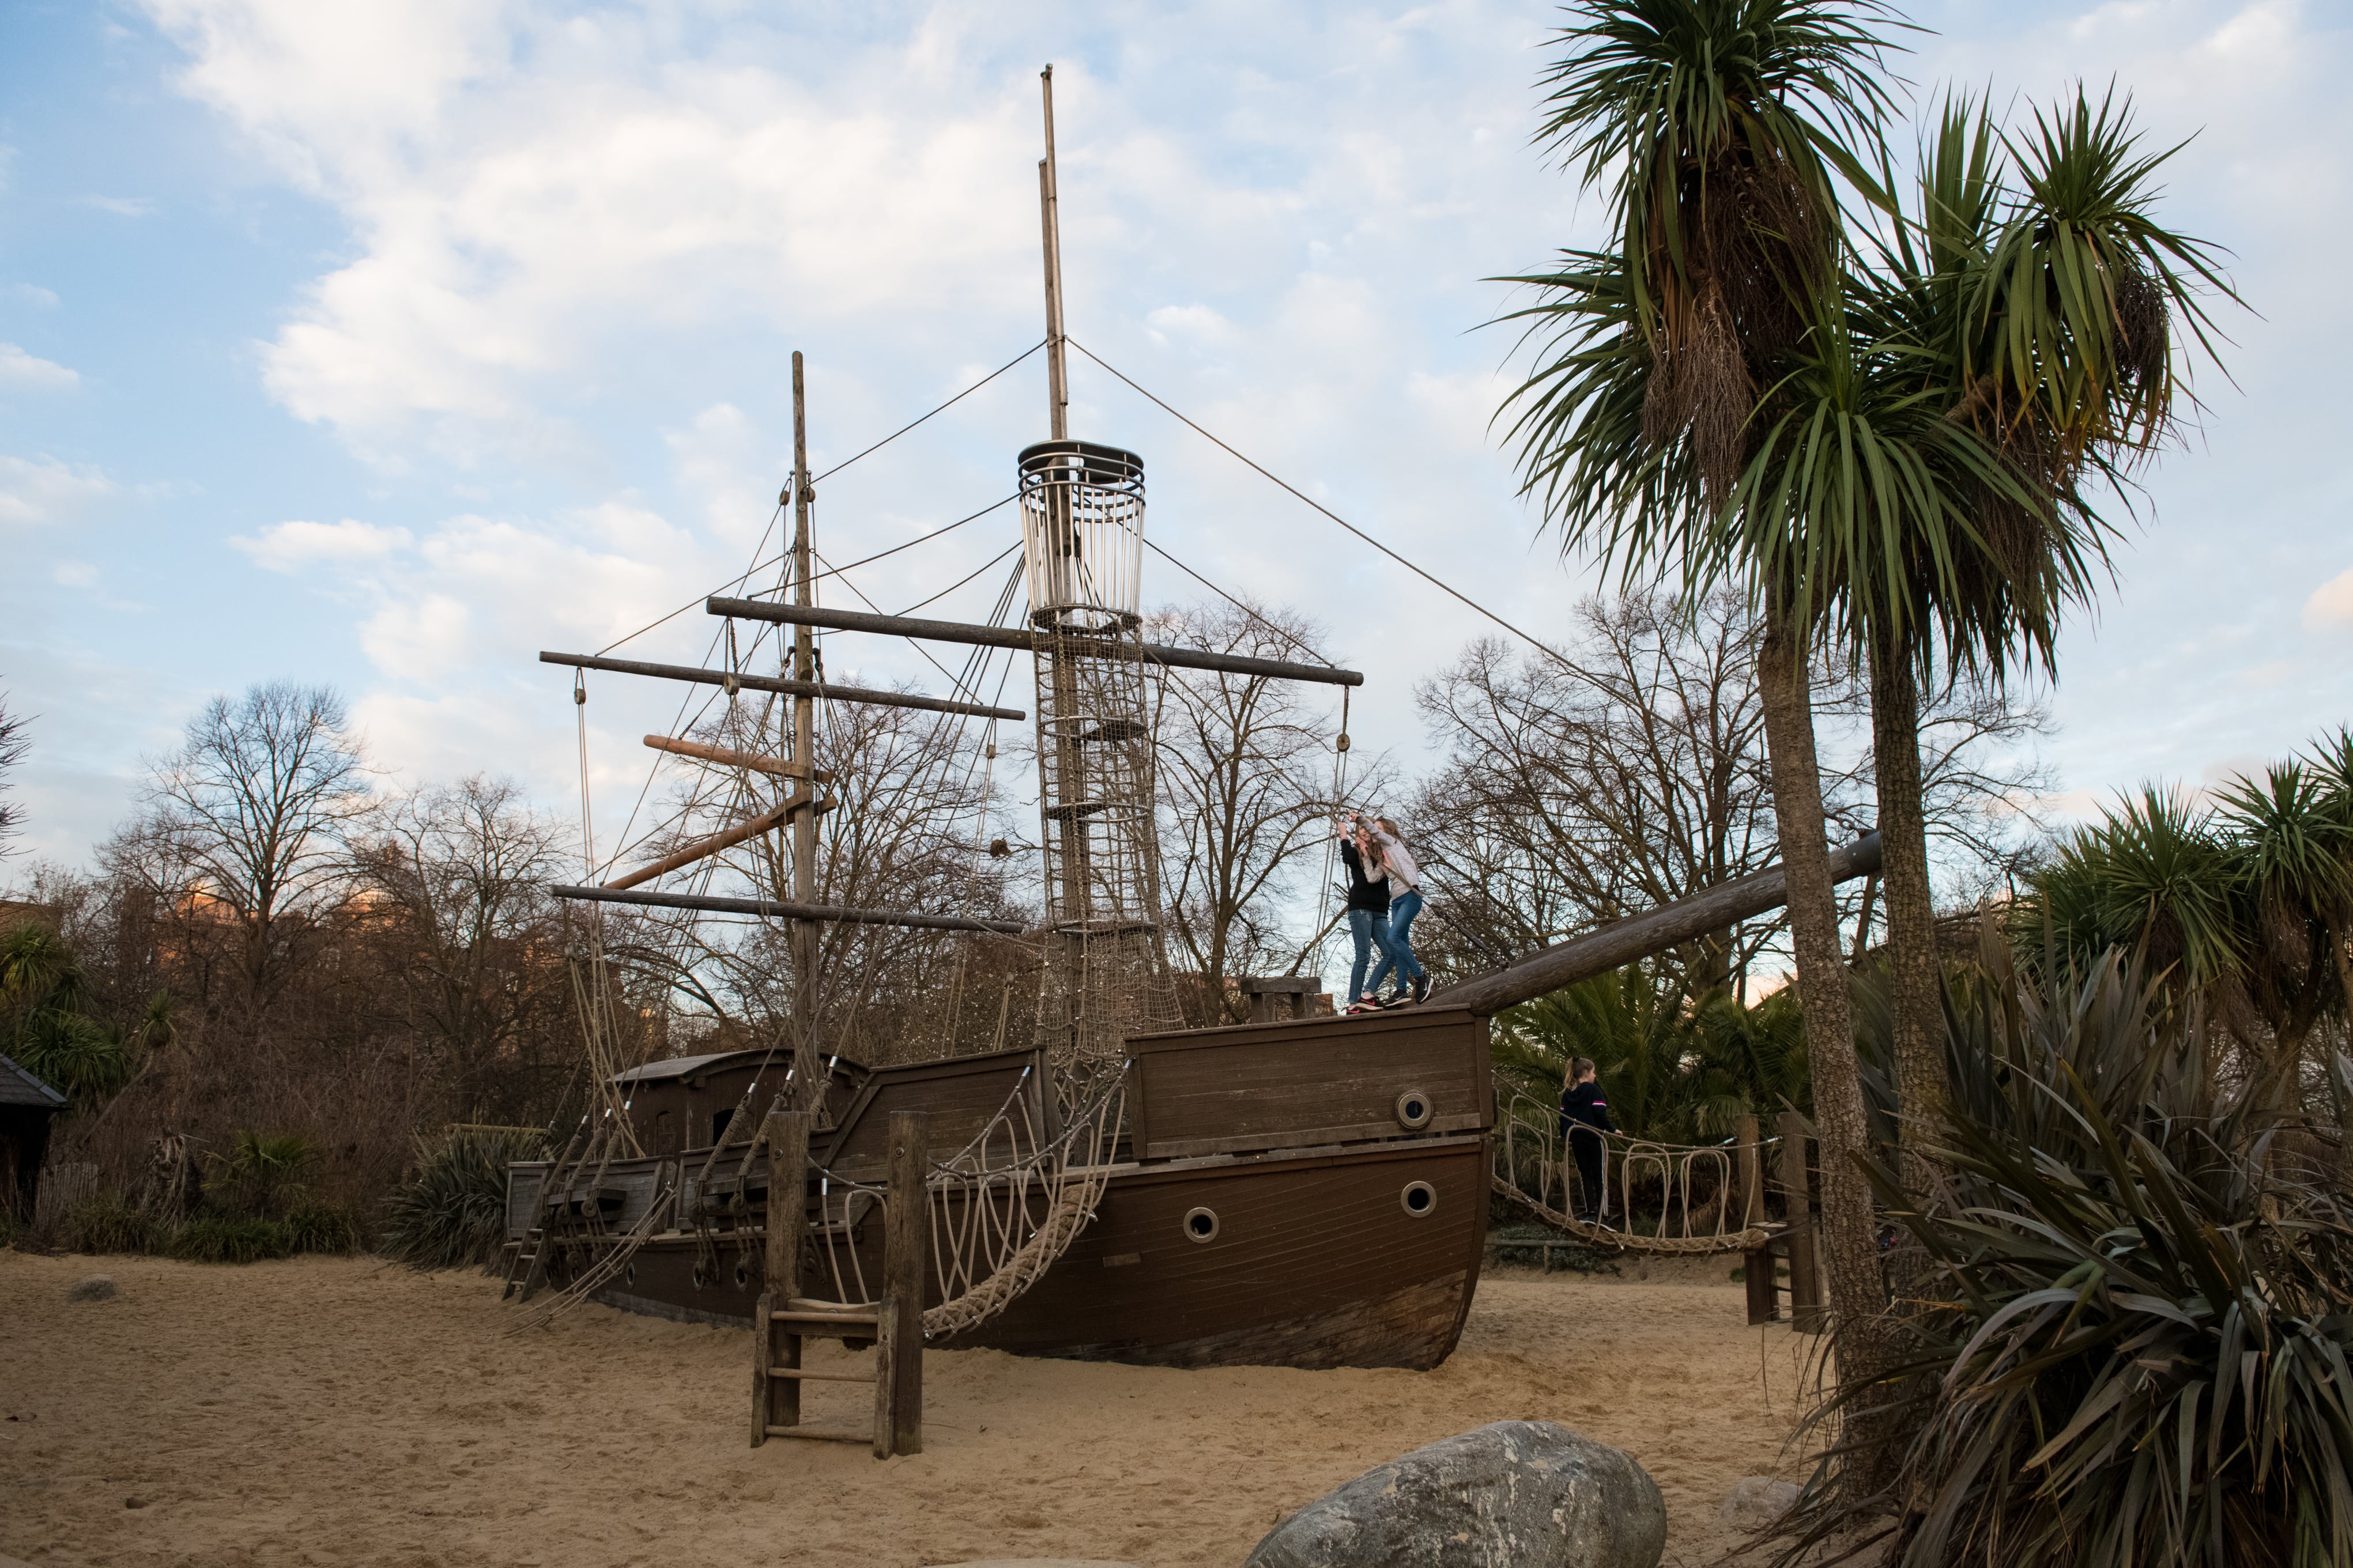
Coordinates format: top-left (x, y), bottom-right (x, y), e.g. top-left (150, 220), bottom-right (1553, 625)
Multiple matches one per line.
top-left (285, 1201), bottom-right (364, 1256)
top-left (1787, 941), bottom-right (2353, 1568)
top-left (57, 1191), bottom-right (166, 1256)
top-left (203, 1131), bottom-right (319, 1220)
top-left (168, 1215), bottom-right (298, 1265)
top-left (378, 1125), bottom-right (547, 1270)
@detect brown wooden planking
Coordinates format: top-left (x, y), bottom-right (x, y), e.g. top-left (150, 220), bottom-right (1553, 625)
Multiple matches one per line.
top-left (579, 1134), bottom-right (1488, 1371)
top-left (1125, 1007), bottom-right (1491, 1161)
top-left (816, 1048), bottom-right (1046, 1181)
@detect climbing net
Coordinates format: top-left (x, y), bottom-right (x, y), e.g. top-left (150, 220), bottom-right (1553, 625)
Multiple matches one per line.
top-left (1491, 1090), bottom-right (1771, 1255)
top-left (800, 1062), bottom-right (1128, 1339)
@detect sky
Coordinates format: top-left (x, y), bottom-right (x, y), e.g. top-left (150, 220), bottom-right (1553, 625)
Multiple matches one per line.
top-left (1, 0), bottom-right (2348, 893)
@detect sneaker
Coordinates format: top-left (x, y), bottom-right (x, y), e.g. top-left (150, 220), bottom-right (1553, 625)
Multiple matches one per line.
top-left (1411, 974), bottom-right (1431, 1004)
top-left (1378, 989), bottom-right (1413, 1009)
top-left (1347, 995), bottom-right (1381, 1015)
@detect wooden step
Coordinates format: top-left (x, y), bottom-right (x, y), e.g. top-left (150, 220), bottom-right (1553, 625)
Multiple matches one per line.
top-left (764, 1425), bottom-right (872, 1444)
top-left (766, 1367), bottom-right (874, 1383)
top-left (772, 1308), bottom-right (881, 1325)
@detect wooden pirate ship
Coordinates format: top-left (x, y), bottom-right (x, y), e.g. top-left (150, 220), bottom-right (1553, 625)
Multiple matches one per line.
top-left (501, 67), bottom-right (1884, 1380)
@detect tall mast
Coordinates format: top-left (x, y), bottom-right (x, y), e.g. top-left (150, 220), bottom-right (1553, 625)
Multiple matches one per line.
top-left (1039, 65), bottom-right (1069, 440)
top-left (789, 350), bottom-right (819, 1109)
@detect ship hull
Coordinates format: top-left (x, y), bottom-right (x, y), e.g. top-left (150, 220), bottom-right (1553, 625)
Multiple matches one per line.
top-left (511, 1008), bottom-right (1494, 1371)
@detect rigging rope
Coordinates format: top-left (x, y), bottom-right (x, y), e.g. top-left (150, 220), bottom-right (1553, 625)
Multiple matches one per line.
top-left (1068, 338), bottom-right (1577, 670)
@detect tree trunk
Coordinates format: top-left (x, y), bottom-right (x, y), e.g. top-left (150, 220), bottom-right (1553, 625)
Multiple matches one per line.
top-left (1867, 637), bottom-right (1948, 1202)
top-left (1758, 597), bottom-right (1895, 1468)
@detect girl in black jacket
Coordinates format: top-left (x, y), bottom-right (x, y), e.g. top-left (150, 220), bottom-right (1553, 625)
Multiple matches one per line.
top-left (1558, 1057), bottom-right (1613, 1222)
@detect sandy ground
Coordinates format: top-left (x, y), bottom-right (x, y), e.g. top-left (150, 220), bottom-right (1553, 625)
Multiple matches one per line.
top-left (0, 1250), bottom-right (1825, 1568)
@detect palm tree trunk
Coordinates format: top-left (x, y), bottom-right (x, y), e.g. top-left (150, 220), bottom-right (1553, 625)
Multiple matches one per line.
top-left (1867, 637), bottom-right (1949, 1203)
top-left (1758, 598), bottom-right (1895, 1450)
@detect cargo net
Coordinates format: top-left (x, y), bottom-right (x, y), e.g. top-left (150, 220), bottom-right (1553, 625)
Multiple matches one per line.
top-left (1030, 628), bottom-right (1181, 1096)
top-left (1491, 1090), bottom-right (1771, 1255)
top-left (805, 1063), bottom-right (1128, 1339)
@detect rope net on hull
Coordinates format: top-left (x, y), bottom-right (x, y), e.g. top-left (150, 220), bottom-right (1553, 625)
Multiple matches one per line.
top-left (1491, 1090), bottom-right (1772, 1256)
top-left (802, 1064), bottom-right (1128, 1339)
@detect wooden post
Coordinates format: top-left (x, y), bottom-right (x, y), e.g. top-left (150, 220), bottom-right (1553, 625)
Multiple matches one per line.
top-left (789, 354), bottom-right (821, 1115)
top-left (870, 1294), bottom-right (898, 1461)
top-left (752, 1111), bottom-right (811, 1446)
top-left (1778, 1110), bottom-right (1824, 1333)
top-left (1739, 1113), bottom-right (1776, 1326)
top-left (884, 1109), bottom-right (927, 1456)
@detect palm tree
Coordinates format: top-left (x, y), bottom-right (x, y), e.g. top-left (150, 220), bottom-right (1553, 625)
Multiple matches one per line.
top-left (2030, 761), bottom-right (2352, 1121)
top-left (1498, 0), bottom-right (1906, 1438)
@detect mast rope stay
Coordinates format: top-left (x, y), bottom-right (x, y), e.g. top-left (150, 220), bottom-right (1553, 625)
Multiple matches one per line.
top-left (1066, 337), bottom-right (1579, 671)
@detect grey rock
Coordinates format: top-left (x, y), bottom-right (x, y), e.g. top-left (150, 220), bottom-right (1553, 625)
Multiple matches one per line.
top-left (1245, 1420), bottom-right (1666, 1568)
top-left (66, 1274), bottom-right (119, 1303)
top-left (1718, 1476), bottom-right (1801, 1531)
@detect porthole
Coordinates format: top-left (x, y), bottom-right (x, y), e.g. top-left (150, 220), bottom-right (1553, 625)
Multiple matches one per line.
top-left (734, 1260), bottom-right (751, 1290)
top-left (625, 1264), bottom-right (636, 1288)
top-left (1183, 1206), bottom-right (1220, 1244)
top-left (1395, 1089), bottom-right (1434, 1130)
top-left (692, 1260), bottom-right (709, 1291)
top-left (1401, 1180), bottom-right (1436, 1218)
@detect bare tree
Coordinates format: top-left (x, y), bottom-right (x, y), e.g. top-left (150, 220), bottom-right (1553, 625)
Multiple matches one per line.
top-left (350, 775), bottom-right (574, 1121)
top-left (601, 679), bottom-right (1025, 1070)
top-left (0, 691), bottom-right (28, 859)
top-left (105, 683), bottom-right (372, 1003)
top-left (1150, 601), bottom-right (1359, 1019)
top-left (1411, 594), bottom-right (2050, 1000)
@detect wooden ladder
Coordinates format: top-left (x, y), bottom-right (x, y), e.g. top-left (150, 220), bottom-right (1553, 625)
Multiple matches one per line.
top-left (751, 1109), bottom-right (926, 1459)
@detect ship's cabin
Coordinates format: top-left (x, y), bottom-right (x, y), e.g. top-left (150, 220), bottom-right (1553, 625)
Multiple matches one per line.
top-left (613, 1047), bottom-right (868, 1154)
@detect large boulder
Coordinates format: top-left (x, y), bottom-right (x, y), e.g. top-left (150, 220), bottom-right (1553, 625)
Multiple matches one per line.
top-left (1244, 1420), bottom-right (1666, 1568)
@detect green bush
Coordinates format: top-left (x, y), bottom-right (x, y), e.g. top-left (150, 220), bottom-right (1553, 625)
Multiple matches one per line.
top-left (1791, 940), bottom-right (2353, 1568)
top-left (204, 1131), bottom-right (319, 1220)
top-left (378, 1125), bottom-right (548, 1270)
top-left (285, 1201), bottom-right (364, 1256)
top-left (168, 1215), bottom-right (298, 1265)
top-left (58, 1191), bottom-right (167, 1255)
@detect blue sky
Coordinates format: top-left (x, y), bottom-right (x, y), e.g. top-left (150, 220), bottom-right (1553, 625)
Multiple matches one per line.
top-left (2, 0), bottom-right (2348, 886)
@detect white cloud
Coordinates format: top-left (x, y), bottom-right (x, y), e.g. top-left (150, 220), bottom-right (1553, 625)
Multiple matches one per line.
top-left (360, 591), bottom-right (472, 681)
top-left (229, 516), bottom-right (413, 572)
top-left (0, 454), bottom-right (115, 527)
top-left (0, 345), bottom-right (77, 390)
top-left (77, 195), bottom-right (158, 217)
top-left (2305, 566), bottom-right (2353, 631)
top-left (52, 561), bottom-right (99, 588)
top-left (7, 284), bottom-right (59, 308)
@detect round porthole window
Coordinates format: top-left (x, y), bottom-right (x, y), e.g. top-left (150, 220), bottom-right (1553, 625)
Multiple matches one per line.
top-left (1395, 1089), bottom-right (1434, 1130)
top-left (691, 1261), bottom-right (709, 1291)
top-left (734, 1260), bottom-right (751, 1290)
top-left (1401, 1180), bottom-right (1437, 1218)
top-left (1183, 1206), bottom-right (1220, 1244)
top-left (625, 1263), bottom-right (637, 1287)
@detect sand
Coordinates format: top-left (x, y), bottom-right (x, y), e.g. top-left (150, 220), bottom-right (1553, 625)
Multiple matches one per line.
top-left (0, 1250), bottom-right (1824, 1567)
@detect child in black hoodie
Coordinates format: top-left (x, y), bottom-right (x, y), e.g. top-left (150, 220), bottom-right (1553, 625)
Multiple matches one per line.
top-left (1558, 1057), bottom-right (1613, 1222)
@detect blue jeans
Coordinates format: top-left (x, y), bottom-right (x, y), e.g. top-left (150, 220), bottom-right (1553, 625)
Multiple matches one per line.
top-left (1370, 889), bottom-right (1424, 992)
top-left (1347, 907), bottom-right (1394, 1002)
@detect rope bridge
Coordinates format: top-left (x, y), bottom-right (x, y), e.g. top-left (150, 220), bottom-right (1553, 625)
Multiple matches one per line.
top-left (1491, 1090), bottom-right (1774, 1256)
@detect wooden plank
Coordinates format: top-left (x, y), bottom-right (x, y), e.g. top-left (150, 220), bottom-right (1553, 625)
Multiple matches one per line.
top-left (1424, 834), bottom-right (1882, 1017)
top-left (550, 884), bottom-right (1026, 935)
top-left (643, 734), bottom-right (834, 782)
top-left (540, 649), bottom-right (1026, 721)
top-left (705, 596), bottom-right (1364, 687)
top-left (1778, 1110), bottom-right (1824, 1334)
top-left (818, 1049), bottom-right (1043, 1181)
top-left (760, 1112), bottom-right (811, 1441)
top-left (768, 1367), bottom-right (873, 1383)
top-left (764, 1425), bottom-right (872, 1443)
top-left (883, 1109), bottom-right (926, 1457)
top-left (1125, 1009), bottom-right (1488, 1161)
top-left (603, 791), bottom-right (831, 892)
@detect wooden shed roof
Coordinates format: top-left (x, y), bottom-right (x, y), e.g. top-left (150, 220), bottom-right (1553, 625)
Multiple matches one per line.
top-left (0, 1052), bottom-right (67, 1109)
